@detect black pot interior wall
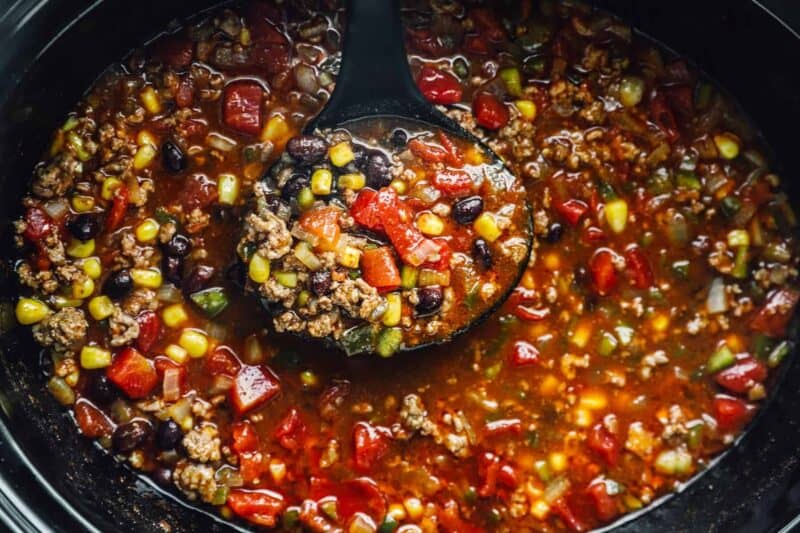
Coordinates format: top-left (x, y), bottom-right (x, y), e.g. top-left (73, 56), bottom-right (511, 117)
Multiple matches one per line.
top-left (0, 1), bottom-right (798, 532)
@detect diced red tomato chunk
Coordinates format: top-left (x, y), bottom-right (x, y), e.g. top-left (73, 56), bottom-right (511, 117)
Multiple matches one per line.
top-left (299, 206), bottom-right (341, 252)
top-left (416, 66), bottom-right (463, 105)
top-left (361, 247), bottom-right (401, 291)
top-left (74, 399), bottom-right (114, 438)
top-left (554, 198), bottom-right (589, 225)
top-left (230, 365), bottom-right (280, 415)
top-left (274, 408), bottom-right (307, 451)
top-left (624, 246), bottom-right (654, 289)
top-left (352, 421), bottom-right (392, 473)
top-left (713, 395), bottom-right (753, 430)
top-left (750, 289), bottom-right (800, 337)
top-left (232, 420), bottom-right (260, 453)
top-left (590, 248), bottom-right (619, 296)
top-left (23, 207), bottom-right (53, 242)
top-left (510, 340), bottom-right (540, 366)
top-left (586, 481), bottom-right (619, 522)
top-left (227, 488), bottom-right (285, 528)
top-left (472, 93), bottom-right (509, 130)
top-left (105, 185), bottom-right (130, 231)
top-left (206, 345), bottom-right (242, 376)
top-left (715, 357), bottom-right (767, 393)
top-left (432, 169), bottom-right (475, 197)
top-left (106, 347), bottom-right (158, 400)
top-left (135, 311), bottom-right (161, 353)
top-left (587, 423), bottom-right (619, 466)
top-left (223, 81), bottom-right (264, 135)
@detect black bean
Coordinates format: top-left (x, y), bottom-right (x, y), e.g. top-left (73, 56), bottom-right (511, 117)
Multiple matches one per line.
top-left (155, 420), bottom-right (183, 450)
top-left (309, 270), bottom-right (332, 296)
top-left (286, 135), bottom-right (329, 164)
top-left (162, 255), bottom-right (183, 285)
top-left (112, 419), bottom-right (152, 453)
top-left (152, 467), bottom-right (173, 487)
top-left (104, 269), bottom-right (133, 299)
top-left (163, 233), bottom-right (191, 258)
top-left (281, 175), bottom-right (310, 200)
top-left (390, 129), bottom-right (408, 148)
top-left (162, 140), bottom-right (187, 173)
top-left (225, 261), bottom-right (247, 290)
top-left (545, 222), bottom-right (564, 244)
top-left (352, 144), bottom-right (369, 169)
top-left (67, 213), bottom-right (102, 241)
top-left (452, 196), bottom-right (484, 224)
top-left (473, 239), bottom-right (492, 270)
top-left (86, 373), bottom-right (117, 405)
top-left (365, 151), bottom-right (392, 188)
top-left (415, 286), bottom-right (443, 316)
top-left (183, 265), bottom-right (215, 294)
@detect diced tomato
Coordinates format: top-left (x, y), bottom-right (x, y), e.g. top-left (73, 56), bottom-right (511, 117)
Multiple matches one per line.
top-left (175, 76), bottom-right (195, 108)
top-left (23, 207), bottom-right (53, 242)
top-left (624, 246), bottom-right (654, 289)
top-left (590, 249), bottom-right (618, 296)
top-left (472, 92), bottom-right (509, 130)
top-left (161, 366), bottom-right (184, 402)
top-left (360, 247), bottom-right (401, 292)
top-left (384, 221), bottom-right (440, 267)
top-left (713, 395), bottom-right (753, 430)
top-left (105, 185), bottom-right (129, 232)
top-left (227, 488), bottom-right (285, 528)
top-left (352, 422), bottom-right (392, 473)
top-left (153, 35), bottom-right (193, 69)
top-left (586, 481), bottom-right (618, 522)
top-left (350, 188), bottom-right (398, 232)
top-left (513, 305), bottom-right (550, 322)
top-left (582, 226), bottom-right (606, 243)
top-left (649, 92), bottom-right (679, 142)
top-left (508, 286), bottom-right (537, 306)
top-left (587, 423), bottom-right (619, 466)
top-left (552, 498), bottom-right (587, 532)
top-left (206, 345), bottom-right (242, 376)
top-left (432, 169), bottom-right (475, 197)
top-left (178, 174), bottom-right (218, 210)
top-left (470, 7), bottom-right (506, 42)
top-left (239, 451), bottom-right (266, 484)
top-left (274, 408), bottom-right (307, 451)
top-left (232, 420), bottom-right (260, 453)
top-left (715, 357), bottom-right (767, 394)
top-left (309, 477), bottom-right (387, 522)
top-left (510, 340), bottom-right (540, 366)
top-left (406, 28), bottom-right (456, 57)
top-left (477, 452), bottom-right (518, 497)
top-left (416, 66), bottom-right (463, 105)
top-left (750, 288), bottom-right (800, 337)
top-left (223, 81), bottom-right (264, 135)
top-left (230, 365), bottom-right (281, 415)
top-left (246, 13), bottom-right (291, 76)
top-left (422, 238), bottom-right (452, 271)
top-left (463, 34), bottom-right (490, 55)
top-left (135, 311), bottom-right (161, 353)
top-left (408, 138), bottom-right (448, 163)
top-left (483, 418), bottom-right (522, 438)
top-left (299, 207), bottom-right (341, 252)
top-left (106, 347), bottom-right (158, 400)
top-left (437, 130), bottom-right (464, 167)
top-left (74, 398), bottom-right (114, 438)
top-left (554, 198), bottom-right (589, 225)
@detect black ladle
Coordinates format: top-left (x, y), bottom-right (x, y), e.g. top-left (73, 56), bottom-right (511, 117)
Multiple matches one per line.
top-left (258, 0), bottom-right (533, 355)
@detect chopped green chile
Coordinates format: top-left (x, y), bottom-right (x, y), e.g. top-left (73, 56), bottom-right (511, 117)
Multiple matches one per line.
top-left (190, 287), bottom-right (229, 318)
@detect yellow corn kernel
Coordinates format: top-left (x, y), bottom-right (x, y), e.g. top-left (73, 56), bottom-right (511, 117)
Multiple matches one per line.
top-left (383, 293), bottom-right (402, 327)
top-left (725, 333), bottom-right (744, 353)
top-left (51, 295), bottom-right (82, 309)
top-left (72, 278), bottom-right (95, 299)
top-left (140, 86), bottom-right (162, 115)
top-left (261, 114), bottom-right (290, 144)
top-left (81, 257), bottom-right (102, 279)
top-left (464, 146), bottom-right (485, 166)
top-left (88, 295), bottom-right (114, 321)
top-left (162, 303), bottom-right (189, 328)
top-left (67, 238), bottom-right (95, 259)
top-left (539, 374), bottom-right (561, 396)
top-left (727, 229), bottom-right (750, 248)
top-left (133, 143), bottom-right (157, 170)
top-left (329, 141), bottom-right (355, 167)
top-left (387, 503), bottom-right (407, 521)
top-left (573, 408), bottom-right (593, 428)
top-left (137, 129), bottom-right (157, 147)
top-left (530, 500), bottom-right (550, 520)
top-left (269, 460), bottom-right (287, 484)
top-left (248, 253), bottom-right (271, 284)
top-left (604, 198), bottom-right (628, 234)
top-left (338, 172), bottom-right (365, 191)
top-left (71, 194), bottom-right (95, 213)
top-left (579, 390), bottom-right (608, 411)
top-left (336, 245), bottom-right (361, 269)
top-left (80, 345), bottom-right (112, 369)
top-left (714, 132), bottom-right (740, 160)
top-left (135, 218), bottom-right (160, 243)
top-left (101, 177), bottom-right (122, 200)
top-left (218, 173), bottom-right (240, 205)
top-left (548, 452), bottom-right (567, 473)
top-left (165, 343), bottom-right (189, 364)
top-left (240, 27), bottom-right (251, 46)
top-left (179, 329), bottom-right (209, 358)
top-left (543, 252), bottom-right (560, 271)
top-left (403, 497), bottom-right (424, 521)
top-left (416, 212), bottom-right (444, 236)
top-left (311, 168), bottom-right (333, 195)
top-left (15, 298), bottom-right (51, 325)
top-left (570, 319), bottom-right (592, 348)
top-left (389, 178), bottom-right (407, 195)
top-left (180, 415), bottom-right (194, 432)
top-left (474, 212), bottom-right (502, 242)
top-left (514, 100), bottom-right (537, 121)
top-left (130, 268), bottom-right (163, 289)
top-left (650, 312), bottom-right (670, 333)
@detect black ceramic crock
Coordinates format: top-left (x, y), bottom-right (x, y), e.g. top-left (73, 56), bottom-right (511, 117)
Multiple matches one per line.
top-left (0, 1), bottom-right (799, 531)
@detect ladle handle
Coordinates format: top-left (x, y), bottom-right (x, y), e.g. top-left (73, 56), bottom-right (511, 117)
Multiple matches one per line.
top-left (307, 0), bottom-right (430, 130)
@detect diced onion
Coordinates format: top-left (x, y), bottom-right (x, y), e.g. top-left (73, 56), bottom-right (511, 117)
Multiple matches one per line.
top-left (163, 368), bottom-right (182, 402)
top-left (294, 63), bottom-right (320, 94)
top-left (43, 198), bottom-right (70, 219)
top-left (206, 133), bottom-right (237, 152)
top-left (706, 277), bottom-right (728, 314)
top-left (204, 321), bottom-right (229, 342)
top-left (208, 374), bottom-right (235, 395)
top-left (543, 476), bottom-right (571, 504)
top-left (156, 284), bottom-right (183, 303)
top-left (243, 334), bottom-right (265, 365)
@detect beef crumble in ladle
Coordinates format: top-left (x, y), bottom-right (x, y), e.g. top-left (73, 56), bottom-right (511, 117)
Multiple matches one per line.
top-left (244, 0), bottom-right (532, 356)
